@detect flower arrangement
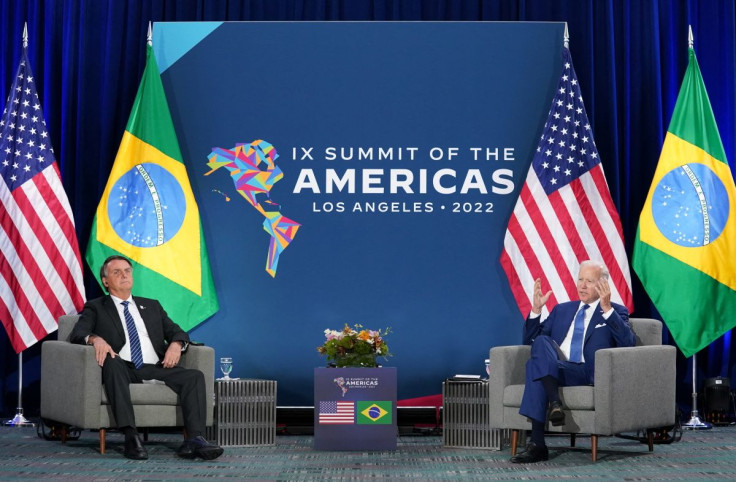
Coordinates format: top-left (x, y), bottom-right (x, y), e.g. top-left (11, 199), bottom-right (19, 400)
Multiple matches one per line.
top-left (317, 324), bottom-right (392, 367)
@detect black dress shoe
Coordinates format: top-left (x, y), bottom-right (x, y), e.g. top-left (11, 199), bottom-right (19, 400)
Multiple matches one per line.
top-left (548, 400), bottom-right (565, 426)
top-left (510, 442), bottom-right (549, 463)
top-left (124, 434), bottom-right (148, 460)
top-left (177, 436), bottom-right (223, 460)
top-left (176, 439), bottom-right (196, 459)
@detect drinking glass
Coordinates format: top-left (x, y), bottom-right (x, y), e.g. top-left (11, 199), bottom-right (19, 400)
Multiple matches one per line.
top-left (219, 357), bottom-right (233, 380)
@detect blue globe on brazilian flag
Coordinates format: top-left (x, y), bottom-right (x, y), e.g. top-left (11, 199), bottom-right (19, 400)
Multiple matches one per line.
top-left (357, 401), bottom-right (392, 424)
top-left (86, 44), bottom-right (218, 330)
top-left (633, 47), bottom-right (736, 358)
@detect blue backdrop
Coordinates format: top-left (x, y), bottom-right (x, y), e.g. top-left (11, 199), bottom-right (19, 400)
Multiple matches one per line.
top-left (154, 21), bottom-right (562, 404)
top-left (1, 0), bottom-right (735, 415)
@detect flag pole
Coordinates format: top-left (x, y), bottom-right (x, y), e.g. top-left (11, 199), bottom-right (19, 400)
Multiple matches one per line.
top-left (4, 351), bottom-right (35, 427)
top-left (682, 352), bottom-right (711, 429)
top-left (4, 22), bottom-right (35, 428)
top-left (681, 26), bottom-right (711, 431)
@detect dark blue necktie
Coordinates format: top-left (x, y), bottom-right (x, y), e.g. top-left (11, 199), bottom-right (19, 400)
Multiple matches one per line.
top-left (121, 301), bottom-right (144, 369)
top-left (569, 304), bottom-right (589, 363)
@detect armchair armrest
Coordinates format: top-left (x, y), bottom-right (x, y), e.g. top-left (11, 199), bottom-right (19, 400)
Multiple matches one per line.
top-left (594, 344), bottom-right (677, 434)
top-left (40, 340), bottom-right (103, 429)
top-left (488, 345), bottom-right (530, 427)
top-left (180, 345), bottom-right (216, 426)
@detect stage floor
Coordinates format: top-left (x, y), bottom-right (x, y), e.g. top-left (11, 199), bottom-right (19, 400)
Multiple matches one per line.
top-left (1, 425), bottom-right (735, 480)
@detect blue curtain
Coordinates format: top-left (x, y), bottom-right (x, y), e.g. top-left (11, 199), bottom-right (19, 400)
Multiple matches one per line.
top-left (2, 0), bottom-right (735, 416)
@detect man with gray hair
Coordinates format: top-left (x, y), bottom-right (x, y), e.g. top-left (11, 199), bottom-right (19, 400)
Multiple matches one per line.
top-left (510, 260), bottom-right (636, 463)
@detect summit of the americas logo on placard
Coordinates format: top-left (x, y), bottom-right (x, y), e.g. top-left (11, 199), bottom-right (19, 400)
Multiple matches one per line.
top-left (357, 401), bottom-right (392, 424)
top-left (332, 376), bottom-right (380, 398)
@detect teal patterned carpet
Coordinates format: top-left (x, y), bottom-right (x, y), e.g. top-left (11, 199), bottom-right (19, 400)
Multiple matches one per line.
top-left (1, 426), bottom-right (735, 480)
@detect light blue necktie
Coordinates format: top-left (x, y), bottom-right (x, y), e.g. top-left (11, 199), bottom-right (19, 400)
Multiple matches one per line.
top-left (569, 304), bottom-right (589, 363)
top-left (121, 301), bottom-right (144, 369)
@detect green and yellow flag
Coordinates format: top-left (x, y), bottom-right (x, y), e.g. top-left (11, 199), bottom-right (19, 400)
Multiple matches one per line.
top-left (632, 47), bottom-right (736, 357)
top-left (86, 44), bottom-right (218, 330)
top-left (356, 401), bottom-right (392, 424)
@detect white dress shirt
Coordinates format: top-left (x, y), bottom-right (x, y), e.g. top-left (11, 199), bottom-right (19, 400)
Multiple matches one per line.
top-left (558, 300), bottom-right (601, 362)
top-left (110, 294), bottom-right (159, 365)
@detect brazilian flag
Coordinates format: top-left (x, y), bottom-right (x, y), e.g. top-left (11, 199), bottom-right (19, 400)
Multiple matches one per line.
top-left (86, 44), bottom-right (218, 330)
top-left (357, 401), bottom-right (392, 424)
top-left (632, 47), bottom-right (736, 357)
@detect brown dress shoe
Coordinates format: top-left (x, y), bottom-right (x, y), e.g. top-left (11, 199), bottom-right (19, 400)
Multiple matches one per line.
top-left (548, 400), bottom-right (565, 426)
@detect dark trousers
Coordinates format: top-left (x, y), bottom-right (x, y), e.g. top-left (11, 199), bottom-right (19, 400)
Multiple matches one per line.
top-left (101, 356), bottom-right (206, 438)
top-left (519, 335), bottom-right (593, 422)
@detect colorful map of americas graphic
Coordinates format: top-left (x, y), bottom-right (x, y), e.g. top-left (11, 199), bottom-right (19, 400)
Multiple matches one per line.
top-left (206, 140), bottom-right (300, 277)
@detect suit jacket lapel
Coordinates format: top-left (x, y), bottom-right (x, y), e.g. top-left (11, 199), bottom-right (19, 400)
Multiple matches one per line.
top-left (554, 303), bottom-right (578, 343)
top-left (584, 305), bottom-right (604, 342)
top-left (132, 297), bottom-right (155, 336)
top-left (103, 295), bottom-right (126, 342)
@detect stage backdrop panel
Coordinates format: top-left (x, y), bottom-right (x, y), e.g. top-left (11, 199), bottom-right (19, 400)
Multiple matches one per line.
top-left (153, 21), bottom-right (563, 405)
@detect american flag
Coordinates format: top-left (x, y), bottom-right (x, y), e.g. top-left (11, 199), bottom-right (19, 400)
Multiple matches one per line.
top-left (501, 47), bottom-right (633, 317)
top-left (318, 401), bottom-right (355, 424)
top-left (0, 49), bottom-right (86, 353)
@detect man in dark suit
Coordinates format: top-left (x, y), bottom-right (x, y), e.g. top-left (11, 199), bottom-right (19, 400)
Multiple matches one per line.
top-left (70, 255), bottom-right (223, 461)
top-left (510, 260), bottom-right (636, 463)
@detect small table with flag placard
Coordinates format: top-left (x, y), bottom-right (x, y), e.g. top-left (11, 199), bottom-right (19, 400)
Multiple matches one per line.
top-left (313, 367), bottom-right (397, 450)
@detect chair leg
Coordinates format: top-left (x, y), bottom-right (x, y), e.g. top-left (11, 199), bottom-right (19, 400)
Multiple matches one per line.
top-left (591, 434), bottom-right (598, 462)
top-left (647, 430), bottom-right (654, 452)
top-left (143, 428), bottom-right (149, 442)
top-left (60, 425), bottom-right (68, 444)
top-left (99, 429), bottom-right (106, 454)
top-left (570, 433), bottom-right (576, 447)
top-left (511, 429), bottom-right (520, 455)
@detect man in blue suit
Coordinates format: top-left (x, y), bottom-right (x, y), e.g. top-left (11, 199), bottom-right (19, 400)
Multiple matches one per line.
top-left (510, 260), bottom-right (636, 463)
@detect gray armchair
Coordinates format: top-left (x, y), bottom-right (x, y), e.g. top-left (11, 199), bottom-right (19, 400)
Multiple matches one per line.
top-left (40, 315), bottom-right (215, 453)
top-left (488, 317), bottom-right (676, 461)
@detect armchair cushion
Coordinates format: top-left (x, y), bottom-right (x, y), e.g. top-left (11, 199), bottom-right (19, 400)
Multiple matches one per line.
top-left (101, 384), bottom-right (180, 405)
